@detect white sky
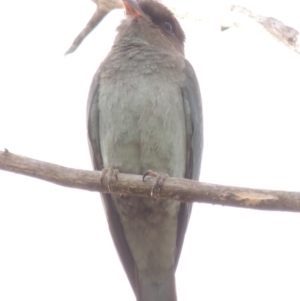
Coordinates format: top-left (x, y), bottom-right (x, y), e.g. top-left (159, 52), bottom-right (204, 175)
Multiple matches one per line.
top-left (1, 0), bottom-right (300, 300)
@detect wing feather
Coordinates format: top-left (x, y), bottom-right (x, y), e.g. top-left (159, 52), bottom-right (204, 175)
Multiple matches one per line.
top-left (175, 60), bottom-right (203, 267)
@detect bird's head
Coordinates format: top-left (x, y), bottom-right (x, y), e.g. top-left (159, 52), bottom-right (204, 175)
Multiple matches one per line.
top-left (114, 0), bottom-right (185, 55)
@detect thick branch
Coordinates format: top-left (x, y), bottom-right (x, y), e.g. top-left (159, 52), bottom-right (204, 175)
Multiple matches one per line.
top-left (65, 1), bottom-right (299, 54)
top-left (1, 150), bottom-right (300, 213)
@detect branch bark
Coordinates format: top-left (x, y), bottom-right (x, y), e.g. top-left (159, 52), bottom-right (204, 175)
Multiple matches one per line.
top-left (65, 1), bottom-right (299, 55)
top-left (1, 150), bottom-right (300, 213)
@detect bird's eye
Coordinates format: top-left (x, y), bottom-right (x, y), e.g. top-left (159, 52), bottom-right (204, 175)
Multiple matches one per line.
top-left (163, 21), bottom-right (173, 32)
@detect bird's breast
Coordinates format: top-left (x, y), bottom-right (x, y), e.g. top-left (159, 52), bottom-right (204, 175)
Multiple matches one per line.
top-left (98, 48), bottom-right (188, 281)
top-left (98, 49), bottom-right (187, 178)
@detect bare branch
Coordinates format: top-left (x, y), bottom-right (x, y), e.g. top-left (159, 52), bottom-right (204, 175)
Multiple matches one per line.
top-left (65, 0), bottom-right (123, 55)
top-left (1, 150), bottom-right (300, 213)
top-left (65, 1), bottom-right (299, 55)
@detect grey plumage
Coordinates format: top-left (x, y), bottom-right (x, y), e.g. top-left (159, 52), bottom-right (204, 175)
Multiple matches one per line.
top-left (87, 0), bottom-right (203, 300)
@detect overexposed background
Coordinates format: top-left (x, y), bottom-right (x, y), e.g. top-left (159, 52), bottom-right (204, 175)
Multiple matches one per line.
top-left (1, 0), bottom-right (300, 300)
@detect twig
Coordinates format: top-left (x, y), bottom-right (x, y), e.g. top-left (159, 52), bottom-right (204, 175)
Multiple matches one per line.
top-left (65, 0), bottom-right (123, 55)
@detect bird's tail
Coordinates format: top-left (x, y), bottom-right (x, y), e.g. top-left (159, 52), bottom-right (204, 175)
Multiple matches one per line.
top-left (137, 272), bottom-right (177, 301)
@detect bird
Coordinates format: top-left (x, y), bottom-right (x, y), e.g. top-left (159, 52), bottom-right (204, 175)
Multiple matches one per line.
top-left (86, 0), bottom-right (203, 300)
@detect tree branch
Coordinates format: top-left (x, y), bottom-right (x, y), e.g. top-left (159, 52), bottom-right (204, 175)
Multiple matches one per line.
top-left (221, 5), bottom-right (299, 54)
top-left (1, 150), bottom-right (300, 213)
top-left (65, 0), bottom-right (123, 55)
top-left (65, 1), bottom-right (299, 54)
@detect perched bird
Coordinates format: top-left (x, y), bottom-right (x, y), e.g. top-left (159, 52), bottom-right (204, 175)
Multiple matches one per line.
top-left (87, 0), bottom-right (203, 300)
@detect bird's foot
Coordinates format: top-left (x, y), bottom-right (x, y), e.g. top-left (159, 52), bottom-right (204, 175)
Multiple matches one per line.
top-left (100, 167), bottom-right (119, 193)
top-left (143, 170), bottom-right (169, 199)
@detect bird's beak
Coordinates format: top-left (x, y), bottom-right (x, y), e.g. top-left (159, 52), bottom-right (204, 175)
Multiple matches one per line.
top-left (122, 0), bottom-right (143, 17)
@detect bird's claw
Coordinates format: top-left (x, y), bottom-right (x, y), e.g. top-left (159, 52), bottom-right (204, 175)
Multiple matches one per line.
top-left (100, 167), bottom-right (119, 192)
top-left (143, 170), bottom-right (169, 199)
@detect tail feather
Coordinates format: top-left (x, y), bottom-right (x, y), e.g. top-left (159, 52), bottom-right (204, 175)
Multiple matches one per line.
top-left (137, 272), bottom-right (177, 301)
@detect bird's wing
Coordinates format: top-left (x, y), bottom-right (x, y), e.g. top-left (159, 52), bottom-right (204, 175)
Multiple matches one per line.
top-left (175, 59), bottom-right (203, 267)
top-left (87, 68), bottom-right (102, 170)
top-left (86, 68), bottom-right (138, 292)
